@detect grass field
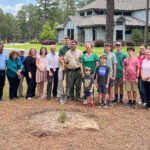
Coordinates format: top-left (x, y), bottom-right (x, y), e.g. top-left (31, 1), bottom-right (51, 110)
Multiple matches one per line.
top-left (4, 43), bottom-right (142, 56)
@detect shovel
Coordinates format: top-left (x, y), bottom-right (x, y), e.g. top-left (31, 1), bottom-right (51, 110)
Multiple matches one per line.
top-left (60, 60), bottom-right (67, 104)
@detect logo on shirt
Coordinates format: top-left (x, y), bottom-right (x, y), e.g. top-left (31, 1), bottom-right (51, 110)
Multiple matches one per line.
top-left (84, 79), bottom-right (91, 88)
top-left (98, 67), bottom-right (106, 76)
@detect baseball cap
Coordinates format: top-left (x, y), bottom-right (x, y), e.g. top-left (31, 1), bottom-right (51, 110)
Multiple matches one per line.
top-left (116, 42), bottom-right (122, 46)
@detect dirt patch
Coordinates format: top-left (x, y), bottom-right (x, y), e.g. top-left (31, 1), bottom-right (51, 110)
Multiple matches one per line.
top-left (29, 110), bottom-right (99, 133)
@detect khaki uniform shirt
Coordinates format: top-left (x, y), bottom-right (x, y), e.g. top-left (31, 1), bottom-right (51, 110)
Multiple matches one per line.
top-left (64, 49), bottom-right (83, 70)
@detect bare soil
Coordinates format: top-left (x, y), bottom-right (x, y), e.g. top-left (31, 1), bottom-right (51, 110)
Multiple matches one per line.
top-left (1, 96), bottom-right (150, 150)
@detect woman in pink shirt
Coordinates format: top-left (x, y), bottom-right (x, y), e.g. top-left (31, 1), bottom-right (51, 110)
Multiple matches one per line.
top-left (141, 49), bottom-right (150, 110)
top-left (137, 45), bottom-right (146, 105)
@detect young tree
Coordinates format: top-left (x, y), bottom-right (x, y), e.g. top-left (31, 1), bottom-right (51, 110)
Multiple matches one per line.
top-left (105, 0), bottom-right (114, 48)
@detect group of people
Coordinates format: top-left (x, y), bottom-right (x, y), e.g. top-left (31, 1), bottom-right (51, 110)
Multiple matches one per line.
top-left (0, 37), bottom-right (150, 110)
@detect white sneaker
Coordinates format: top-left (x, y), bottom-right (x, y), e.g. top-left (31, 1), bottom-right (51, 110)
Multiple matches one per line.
top-left (144, 103), bottom-right (146, 106)
top-left (138, 101), bottom-right (143, 105)
top-left (83, 100), bottom-right (87, 105)
top-left (27, 97), bottom-right (32, 100)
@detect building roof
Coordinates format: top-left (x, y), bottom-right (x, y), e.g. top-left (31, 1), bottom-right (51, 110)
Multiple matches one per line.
top-left (67, 15), bottom-right (147, 27)
top-left (55, 24), bottom-right (64, 29)
top-left (79, 0), bottom-right (150, 12)
top-left (56, 15), bottom-right (147, 29)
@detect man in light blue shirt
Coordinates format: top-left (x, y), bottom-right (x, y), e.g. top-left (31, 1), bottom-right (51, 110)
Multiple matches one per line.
top-left (0, 43), bottom-right (7, 100)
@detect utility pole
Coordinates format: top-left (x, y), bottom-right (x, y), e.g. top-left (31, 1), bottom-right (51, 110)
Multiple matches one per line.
top-left (144, 0), bottom-right (149, 46)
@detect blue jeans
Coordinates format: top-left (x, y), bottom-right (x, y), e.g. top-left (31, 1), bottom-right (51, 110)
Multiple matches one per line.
top-left (138, 78), bottom-right (147, 103)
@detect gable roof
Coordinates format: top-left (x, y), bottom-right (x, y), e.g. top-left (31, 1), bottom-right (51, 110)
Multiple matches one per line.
top-left (79, 0), bottom-right (150, 12)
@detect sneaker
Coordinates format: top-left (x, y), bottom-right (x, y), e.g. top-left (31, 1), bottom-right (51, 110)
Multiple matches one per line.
top-left (27, 97), bottom-right (32, 100)
top-left (132, 103), bottom-right (137, 109)
top-left (90, 103), bottom-right (95, 108)
top-left (120, 99), bottom-right (123, 104)
top-left (86, 103), bottom-right (90, 107)
top-left (103, 103), bottom-right (108, 109)
top-left (126, 100), bottom-right (132, 107)
top-left (113, 99), bottom-right (118, 103)
top-left (83, 100), bottom-right (87, 105)
top-left (97, 103), bottom-right (102, 108)
top-left (138, 101), bottom-right (143, 105)
top-left (108, 100), bottom-right (114, 106)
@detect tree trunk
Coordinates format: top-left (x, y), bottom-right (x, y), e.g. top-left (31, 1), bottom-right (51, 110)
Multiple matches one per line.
top-left (105, 0), bottom-right (114, 49)
top-left (144, 0), bottom-right (149, 46)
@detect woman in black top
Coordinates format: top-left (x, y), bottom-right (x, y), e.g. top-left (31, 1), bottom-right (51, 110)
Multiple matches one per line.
top-left (24, 48), bottom-right (37, 100)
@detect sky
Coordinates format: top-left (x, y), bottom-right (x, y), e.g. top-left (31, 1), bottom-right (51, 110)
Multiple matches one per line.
top-left (0, 0), bottom-right (37, 15)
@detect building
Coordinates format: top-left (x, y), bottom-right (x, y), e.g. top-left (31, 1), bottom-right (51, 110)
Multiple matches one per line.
top-left (56, 0), bottom-right (150, 43)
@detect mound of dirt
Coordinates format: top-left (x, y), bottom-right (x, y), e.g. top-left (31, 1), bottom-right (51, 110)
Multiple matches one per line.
top-left (29, 110), bottom-right (99, 132)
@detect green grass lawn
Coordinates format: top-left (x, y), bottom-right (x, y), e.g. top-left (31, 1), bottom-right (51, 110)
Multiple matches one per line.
top-left (4, 43), bottom-right (142, 56)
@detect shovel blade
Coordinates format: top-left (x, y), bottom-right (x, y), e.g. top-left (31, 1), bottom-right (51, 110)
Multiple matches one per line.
top-left (60, 94), bottom-right (67, 104)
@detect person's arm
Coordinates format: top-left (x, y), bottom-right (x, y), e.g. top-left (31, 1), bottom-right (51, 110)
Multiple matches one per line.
top-left (96, 74), bottom-right (98, 89)
top-left (90, 84), bottom-right (94, 93)
top-left (36, 56), bottom-right (41, 70)
top-left (80, 63), bottom-right (84, 78)
top-left (93, 61), bottom-right (99, 78)
top-left (112, 63), bottom-right (116, 80)
top-left (16, 57), bottom-right (23, 75)
top-left (106, 73), bottom-right (110, 89)
top-left (46, 55), bottom-right (53, 77)
top-left (6, 59), bottom-right (18, 74)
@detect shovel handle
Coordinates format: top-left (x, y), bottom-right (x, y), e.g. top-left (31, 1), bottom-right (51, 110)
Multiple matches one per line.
top-left (62, 59), bottom-right (65, 70)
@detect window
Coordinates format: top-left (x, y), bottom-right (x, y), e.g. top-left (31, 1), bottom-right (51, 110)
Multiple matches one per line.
top-left (123, 12), bottom-right (131, 16)
top-left (71, 29), bottom-right (74, 40)
top-left (80, 12), bottom-right (85, 16)
top-left (95, 10), bottom-right (104, 15)
top-left (125, 30), bottom-right (132, 34)
top-left (87, 11), bottom-right (92, 16)
top-left (93, 29), bottom-right (96, 41)
top-left (67, 29), bottom-right (74, 40)
top-left (115, 11), bottom-right (122, 15)
top-left (117, 21), bottom-right (123, 25)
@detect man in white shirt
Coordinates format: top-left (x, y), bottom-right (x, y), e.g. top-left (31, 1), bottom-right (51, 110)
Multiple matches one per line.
top-left (46, 45), bottom-right (60, 100)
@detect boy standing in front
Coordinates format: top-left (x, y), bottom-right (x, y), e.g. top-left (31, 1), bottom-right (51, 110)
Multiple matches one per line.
top-left (123, 47), bottom-right (140, 108)
top-left (96, 54), bottom-right (110, 108)
top-left (104, 43), bottom-right (117, 106)
top-left (83, 67), bottom-right (95, 108)
top-left (114, 42), bottom-right (127, 104)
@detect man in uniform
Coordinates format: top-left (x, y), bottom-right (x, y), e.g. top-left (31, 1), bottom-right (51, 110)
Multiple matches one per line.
top-left (64, 40), bottom-right (83, 101)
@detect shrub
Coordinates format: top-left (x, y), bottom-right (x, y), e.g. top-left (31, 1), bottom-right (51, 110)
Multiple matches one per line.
top-left (30, 41), bottom-right (41, 44)
top-left (41, 40), bottom-right (57, 45)
top-left (125, 40), bottom-right (135, 46)
top-left (19, 40), bottom-right (25, 43)
top-left (132, 29), bottom-right (143, 45)
top-left (94, 39), bottom-right (104, 47)
top-left (57, 41), bottom-right (65, 45)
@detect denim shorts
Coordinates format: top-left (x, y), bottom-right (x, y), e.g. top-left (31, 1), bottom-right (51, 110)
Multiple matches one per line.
top-left (84, 91), bottom-right (94, 98)
top-left (98, 85), bottom-right (108, 94)
top-left (109, 80), bottom-right (114, 87)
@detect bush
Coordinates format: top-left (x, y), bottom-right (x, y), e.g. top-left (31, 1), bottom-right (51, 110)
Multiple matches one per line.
top-left (94, 39), bottom-right (104, 47)
top-left (41, 40), bottom-right (57, 45)
top-left (132, 29), bottom-right (143, 45)
top-left (30, 41), bottom-right (41, 44)
top-left (57, 41), bottom-right (65, 45)
top-left (125, 40), bottom-right (135, 46)
top-left (19, 40), bottom-right (25, 43)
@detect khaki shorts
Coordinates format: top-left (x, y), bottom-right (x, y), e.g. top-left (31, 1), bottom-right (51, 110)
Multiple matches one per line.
top-left (125, 81), bottom-right (138, 91)
top-left (115, 78), bottom-right (123, 85)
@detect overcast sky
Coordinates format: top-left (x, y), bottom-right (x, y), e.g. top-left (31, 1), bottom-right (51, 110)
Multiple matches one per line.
top-left (0, 0), bottom-right (37, 15)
